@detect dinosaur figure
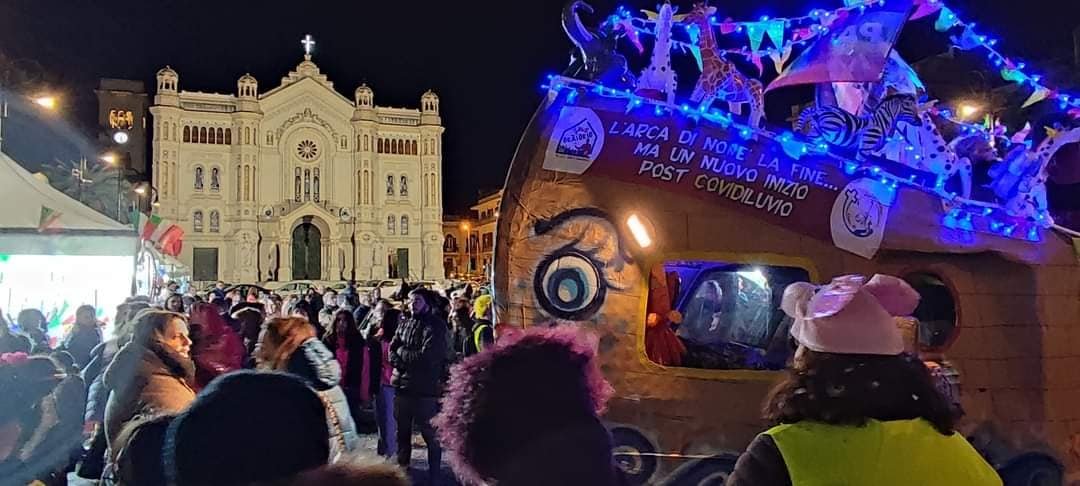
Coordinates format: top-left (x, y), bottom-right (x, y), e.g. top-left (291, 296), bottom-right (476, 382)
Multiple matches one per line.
top-left (561, 0), bottom-right (636, 89)
top-left (682, 3), bottom-right (765, 127)
top-left (635, 2), bottom-right (680, 104)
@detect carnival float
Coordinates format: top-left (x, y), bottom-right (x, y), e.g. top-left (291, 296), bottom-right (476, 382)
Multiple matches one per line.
top-left (492, 0), bottom-right (1080, 484)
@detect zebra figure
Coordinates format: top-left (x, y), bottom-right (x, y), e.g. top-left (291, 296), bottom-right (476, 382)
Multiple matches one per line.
top-left (795, 94), bottom-right (922, 158)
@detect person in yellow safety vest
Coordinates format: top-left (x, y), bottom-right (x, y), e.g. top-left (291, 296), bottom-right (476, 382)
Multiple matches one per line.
top-left (467, 295), bottom-right (495, 356)
top-left (726, 274), bottom-right (1001, 486)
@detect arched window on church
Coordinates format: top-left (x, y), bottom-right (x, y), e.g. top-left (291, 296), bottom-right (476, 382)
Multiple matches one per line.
top-left (400, 175), bottom-right (408, 197)
top-left (193, 210), bottom-right (204, 232)
top-left (225, 128), bottom-right (232, 145)
top-left (364, 135), bottom-right (369, 151)
top-left (210, 167), bottom-right (220, 192)
top-left (209, 210), bottom-right (220, 233)
top-left (183, 126), bottom-right (190, 143)
top-left (390, 139), bottom-right (396, 155)
top-left (294, 168), bottom-right (302, 202)
top-left (244, 127), bottom-right (251, 145)
top-left (386, 174), bottom-right (394, 197)
top-left (387, 215), bottom-right (396, 235)
top-left (194, 166), bottom-right (204, 190)
top-left (422, 174), bottom-right (429, 207)
top-left (243, 166), bottom-right (251, 201)
top-left (313, 169), bottom-right (320, 203)
top-left (199, 127), bottom-right (207, 144)
top-left (363, 170), bottom-right (371, 205)
top-left (304, 169), bottom-right (311, 201)
top-left (377, 139), bottom-right (383, 153)
top-left (411, 140), bottom-right (417, 155)
top-left (236, 165), bottom-right (242, 201)
top-left (400, 215), bottom-right (409, 235)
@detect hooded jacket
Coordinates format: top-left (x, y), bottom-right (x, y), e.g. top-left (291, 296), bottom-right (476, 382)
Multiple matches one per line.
top-left (189, 306), bottom-right (246, 390)
top-left (102, 341), bottom-right (195, 448)
top-left (286, 338), bottom-right (360, 460)
top-left (389, 311), bottom-right (448, 397)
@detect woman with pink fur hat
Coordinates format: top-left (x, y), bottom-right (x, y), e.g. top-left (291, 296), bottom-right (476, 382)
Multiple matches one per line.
top-left (726, 274), bottom-right (1001, 486)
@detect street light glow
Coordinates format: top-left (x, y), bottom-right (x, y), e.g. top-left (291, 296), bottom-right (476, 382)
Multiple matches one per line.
top-left (133, 185), bottom-right (147, 195)
top-left (958, 102), bottom-right (982, 119)
top-left (101, 153), bottom-right (118, 165)
top-left (460, 222), bottom-right (470, 231)
top-left (33, 95), bottom-right (58, 110)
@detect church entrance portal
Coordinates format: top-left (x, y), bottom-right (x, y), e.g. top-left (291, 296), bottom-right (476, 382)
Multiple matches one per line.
top-left (292, 222), bottom-right (322, 280)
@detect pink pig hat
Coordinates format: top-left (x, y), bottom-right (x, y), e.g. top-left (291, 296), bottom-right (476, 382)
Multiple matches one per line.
top-left (781, 274), bottom-right (920, 356)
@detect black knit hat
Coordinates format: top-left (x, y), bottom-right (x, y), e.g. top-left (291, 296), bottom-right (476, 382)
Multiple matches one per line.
top-left (164, 370), bottom-right (330, 486)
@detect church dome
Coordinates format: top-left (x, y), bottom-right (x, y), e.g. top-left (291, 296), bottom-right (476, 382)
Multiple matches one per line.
top-left (156, 66), bottom-right (179, 92)
top-left (355, 83), bottom-right (374, 108)
top-left (421, 90), bottom-right (439, 113)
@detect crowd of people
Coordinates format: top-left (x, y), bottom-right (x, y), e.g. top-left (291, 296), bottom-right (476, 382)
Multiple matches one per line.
top-left (0, 279), bottom-right (495, 486)
top-left (0, 274), bottom-right (1005, 485)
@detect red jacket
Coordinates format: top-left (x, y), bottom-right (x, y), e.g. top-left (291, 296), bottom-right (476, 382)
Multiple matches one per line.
top-left (188, 304), bottom-right (246, 390)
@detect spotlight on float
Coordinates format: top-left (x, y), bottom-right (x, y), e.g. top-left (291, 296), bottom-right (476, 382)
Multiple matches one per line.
top-left (113, 130), bottom-right (130, 145)
top-left (957, 102), bottom-right (982, 120)
top-left (626, 213), bottom-right (654, 249)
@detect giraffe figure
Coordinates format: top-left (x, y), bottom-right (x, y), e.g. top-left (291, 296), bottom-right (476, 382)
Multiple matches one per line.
top-left (682, 3), bottom-right (765, 127)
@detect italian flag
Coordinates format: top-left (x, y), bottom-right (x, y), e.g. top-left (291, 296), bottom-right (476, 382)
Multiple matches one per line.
top-left (132, 210), bottom-right (163, 240)
top-left (132, 210), bottom-right (185, 257)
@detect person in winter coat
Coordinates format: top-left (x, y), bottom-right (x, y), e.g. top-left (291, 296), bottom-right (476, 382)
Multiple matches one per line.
top-left (164, 294), bottom-right (185, 314)
top-left (187, 303), bottom-right (245, 390)
top-left (102, 310), bottom-right (195, 449)
top-left (164, 371), bottom-right (406, 486)
top-left (467, 295), bottom-right (495, 357)
top-left (0, 314), bottom-right (32, 354)
top-left (434, 325), bottom-right (623, 486)
top-left (63, 305), bottom-right (103, 368)
top-left (0, 353), bottom-right (67, 485)
top-left (389, 288), bottom-right (448, 481)
top-left (449, 307), bottom-right (473, 362)
top-left (323, 309), bottom-right (369, 420)
top-left (318, 289), bottom-right (340, 330)
top-left (47, 351), bottom-right (86, 476)
top-left (17, 309), bottom-right (51, 353)
top-left (371, 306), bottom-right (401, 458)
top-left (230, 303), bottom-right (265, 368)
top-left (256, 316), bottom-right (359, 461)
top-left (78, 300), bottom-right (149, 481)
top-left (109, 413), bottom-right (174, 486)
top-left (725, 274), bottom-right (1001, 486)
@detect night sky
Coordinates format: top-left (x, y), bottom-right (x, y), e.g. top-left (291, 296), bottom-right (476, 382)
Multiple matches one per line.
top-left (1, 0), bottom-right (1077, 214)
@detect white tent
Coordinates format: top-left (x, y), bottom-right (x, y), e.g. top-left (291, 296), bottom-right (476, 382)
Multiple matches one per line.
top-left (0, 150), bottom-right (135, 255)
top-left (0, 151), bottom-right (136, 332)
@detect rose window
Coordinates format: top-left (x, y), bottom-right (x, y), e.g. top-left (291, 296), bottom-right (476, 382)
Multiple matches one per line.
top-left (296, 140), bottom-right (319, 160)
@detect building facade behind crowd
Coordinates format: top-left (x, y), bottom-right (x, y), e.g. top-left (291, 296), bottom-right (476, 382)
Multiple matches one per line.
top-left (149, 39), bottom-right (446, 286)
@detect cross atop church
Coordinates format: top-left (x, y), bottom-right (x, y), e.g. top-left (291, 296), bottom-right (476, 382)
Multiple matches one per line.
top-left (301, 34), bottom-right (316, 59)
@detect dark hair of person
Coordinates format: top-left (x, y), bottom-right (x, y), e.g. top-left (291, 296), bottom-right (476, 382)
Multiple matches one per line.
top-left (131, 311), bottom-right (187, 347)
top-left (114, 414), bottom-right (176, 486)
top-left (323, 309), bottom-right (361, 350)
top-left (379, 308), bottom-right (402, 343)
top-left (16, 309), bottom-right (47, 332)
top-left (763, 350), bottom-right (956, 435)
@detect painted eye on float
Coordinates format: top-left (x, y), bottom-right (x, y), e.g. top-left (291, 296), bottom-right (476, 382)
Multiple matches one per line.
top-left (534, 250), bottom-right (607, 321)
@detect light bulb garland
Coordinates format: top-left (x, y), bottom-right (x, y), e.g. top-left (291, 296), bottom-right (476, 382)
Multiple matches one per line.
top-left (540, 74), bottom-right (1048, 242)
top-left (603, 0), bottom-right (1077, 115)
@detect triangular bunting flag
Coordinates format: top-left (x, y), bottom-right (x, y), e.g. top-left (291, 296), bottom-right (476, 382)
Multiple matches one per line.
top-left (746, 22), bottom-right (767, 52)
top-left (1023, 87), bottom-right (1051, 108)
top-left (934, 6), bottom-right (959, 32)
top-left (37, 206), bottom-right (61, 233)
top-left (765, 20), bottom-right (785, 49)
